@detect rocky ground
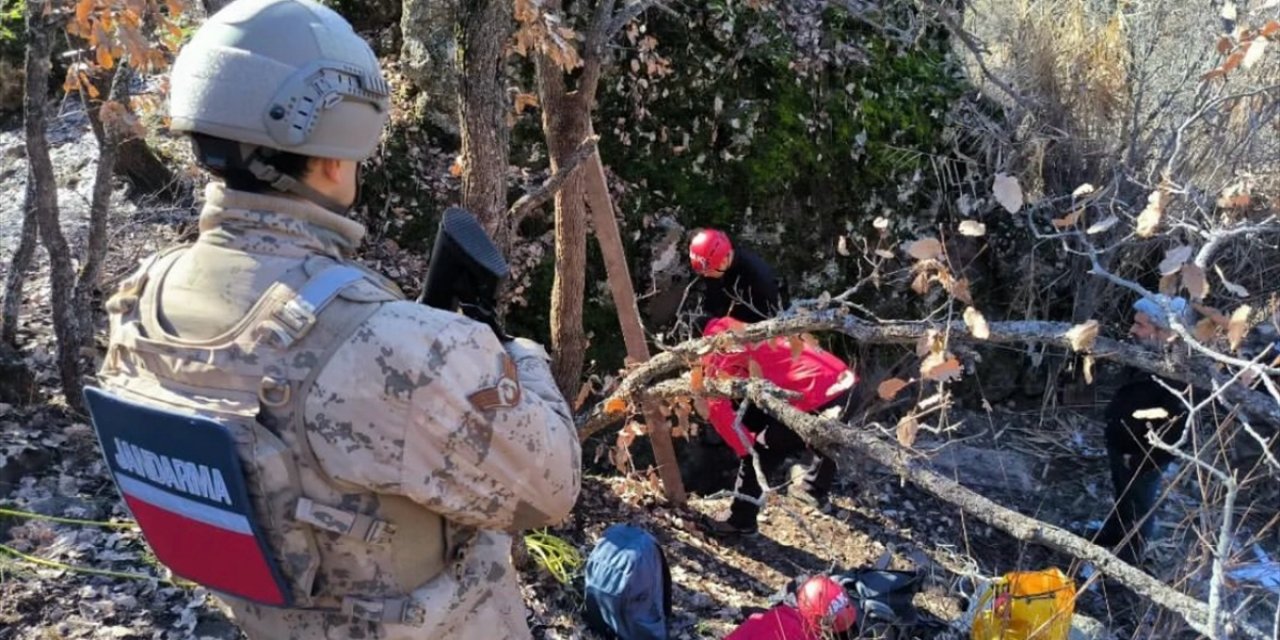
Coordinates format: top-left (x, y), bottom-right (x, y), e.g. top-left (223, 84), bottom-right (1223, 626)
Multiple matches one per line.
top-left (2, 113), bottom-right (1278, 640)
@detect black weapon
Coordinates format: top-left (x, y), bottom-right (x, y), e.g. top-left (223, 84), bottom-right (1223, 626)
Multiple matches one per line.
top-left (416, 207), bottom-right (511, 341)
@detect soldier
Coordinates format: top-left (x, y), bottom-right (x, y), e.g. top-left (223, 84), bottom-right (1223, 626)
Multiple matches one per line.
top-left (84, 1), bottom-right (581, 638)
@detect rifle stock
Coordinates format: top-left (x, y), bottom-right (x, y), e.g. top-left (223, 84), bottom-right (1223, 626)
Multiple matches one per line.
top-left (417, 207), bottom-right (511, 340)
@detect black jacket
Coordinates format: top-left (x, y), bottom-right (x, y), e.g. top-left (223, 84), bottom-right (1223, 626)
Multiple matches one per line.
top-left (697, 245), bottom-right (788, 330)
top-left (1104, 376), bottom-right (1194, 473)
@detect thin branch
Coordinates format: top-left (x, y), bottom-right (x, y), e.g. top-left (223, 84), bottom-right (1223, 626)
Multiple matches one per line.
top-left (507, 135), bottom-right (600, 227)
top-left (606, 0), bottom-right (668, 41)
top-left (1193, 219), bottom-right (1279, 270)
top-left (577, 0), bottom-right (621, 100)
top-left (930, 4), bottom-right (1037, 117)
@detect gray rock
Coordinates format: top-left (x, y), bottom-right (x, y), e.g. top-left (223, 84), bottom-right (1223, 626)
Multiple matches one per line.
top-left (399, 0), bottom-right (460, 135)
top-left (927, 444), bottom-right (1040, 491)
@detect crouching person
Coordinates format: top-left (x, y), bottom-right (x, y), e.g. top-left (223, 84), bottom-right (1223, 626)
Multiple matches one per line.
top-left (81, 2), bottom-right (581, 638)
top-left (697, 317), bottom-right (860, 537)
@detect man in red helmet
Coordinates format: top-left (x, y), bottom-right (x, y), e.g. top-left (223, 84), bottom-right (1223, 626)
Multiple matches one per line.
top-left (688, 228), bottom-right (789, 330)
top-left (697, 317), bottom-right (857, 537)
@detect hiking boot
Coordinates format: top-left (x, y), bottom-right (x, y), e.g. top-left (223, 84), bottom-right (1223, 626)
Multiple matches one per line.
top-left (699, 513), bottom-right (759, 538)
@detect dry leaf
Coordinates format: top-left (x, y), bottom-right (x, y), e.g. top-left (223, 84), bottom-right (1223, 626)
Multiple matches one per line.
top-left (1137, 187), bottom-right (1169, 237)
top-left (1066, 320), bottom-right (1100, 352)
top-left (958, 220), bottom-right (986, 237)
top-left (964, 306), bottom-right (990, 339)
top-left (916, 329), bottom-right (942, 357)
top-left (947, 277), bottom-right (973, 305)
top-left (1215, 265), bottom-right (1250, 297)
top-left (1159, 272), bottom-right (1180, 296)
top-left (1052, 208), bottom-right (1084, 229)
top-left (993, 173), bottom-right (1024, 213)
top-left (1194, 317), bottom-right (1219, 342)
top-left (1263, 19), bottom-right (1280, 38)
top-left (1181, 263), bottom-right (1209, 301)
top-left (837, 236), bottom-right (851, 256)
top-left (910, 271), bottom-right (932, 295)
top-left (748, 358), bottom-right (764, 379)
top-left (1132, 407), bottom-right (1170, 420)
top-left (604, 396), bottom-right (628, 415)
top-left (1243, 36), bottom-right (1269, 69)
top-left (1083, 355), bottom-right (1095, 384)
top-left (1072, 183), bottom-right (1096, 198)
top-left (1224, 50), bottom-right (1245, 73)
top-left (1159, 245), bottom-right (1194, 275)
top-left (877, 378), bottom-right (911, 401)
top-left (1229, 305), bottom-right (1253, 351)
top-left (896, 414), bottom-right (920, 448)
top-left (873, 217), bottom-right (890, 231)
top-left (1194, 303), bottom-right (1229, 327)
top-left (1217, 36), bottom-right (1234, 55)
top-left (921, 352), bottom-right (963, 382)
top-left (904, 238), bottom-right (943, 261)
top-left (1086, 215), bottom-right (1120, 235)
top-left (690, 365), bottom-right (705, 393)
top-left (874, 249), bottom-right (895, 259)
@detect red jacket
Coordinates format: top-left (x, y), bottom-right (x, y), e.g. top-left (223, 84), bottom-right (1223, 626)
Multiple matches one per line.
top-left (725, 605), bottom-right (814, 640)
top-left (701, 317), bottom-right (855, 457)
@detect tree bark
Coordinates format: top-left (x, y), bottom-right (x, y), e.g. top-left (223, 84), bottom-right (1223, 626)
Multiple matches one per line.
top-left (458, 0), bottom-right (513, 252)
top-left (76, 65), bottom-right (126, 348)
top-left (25, 1), bottom-right (84, 410)
top-left (1, 171), bottom-right (38, 346)
top-left (583, 152), bottom-right (686, 504)
top-left (535, 23), bottom-right (590, 399)
top-left (82, 69), bottom-right (178, 202)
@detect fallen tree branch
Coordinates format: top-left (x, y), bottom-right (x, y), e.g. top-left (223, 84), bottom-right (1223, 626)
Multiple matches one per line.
top-left (690, 377), bottom-right (1268, 639)
top-left (506, 135), bottom-right (600, 228)
top-left (575, 305), bottom-right (1280, 440)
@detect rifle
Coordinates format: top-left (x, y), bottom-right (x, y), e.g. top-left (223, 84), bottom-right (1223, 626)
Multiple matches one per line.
top-left (416, 207), bottom-right (511, 341)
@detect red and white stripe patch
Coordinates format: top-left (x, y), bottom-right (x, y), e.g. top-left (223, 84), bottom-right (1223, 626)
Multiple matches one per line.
top-left (117, 475), bottom-right (286, 605)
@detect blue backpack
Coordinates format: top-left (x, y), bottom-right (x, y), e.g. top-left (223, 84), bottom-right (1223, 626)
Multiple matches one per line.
top-left (583, 524), bottom-right (672, 640)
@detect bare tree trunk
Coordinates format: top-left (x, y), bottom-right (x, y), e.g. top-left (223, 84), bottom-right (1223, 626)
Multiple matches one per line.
top-left (458, 0), bottom-right (513, 252)
top-left (583, 152), bottom-right (686, 504)
top-left (25, 1), bottom-right (84, 410)
top-left (1, 174), bottom-right (38, 346)
top-left (535, 36), bottom-right (590, 399)
top-left (76, 65), bottom-right (126, 348)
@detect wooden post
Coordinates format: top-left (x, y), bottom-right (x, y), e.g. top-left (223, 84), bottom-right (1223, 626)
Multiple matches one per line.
top-left (581, 151), bottom-right (687, 505)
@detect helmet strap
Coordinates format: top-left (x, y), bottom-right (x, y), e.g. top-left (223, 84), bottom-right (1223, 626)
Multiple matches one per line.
top-left (246, 153), bottom-right (352, 216)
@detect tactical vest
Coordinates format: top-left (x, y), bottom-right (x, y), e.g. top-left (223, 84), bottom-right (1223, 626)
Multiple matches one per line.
top-left (88, 246), bottom-right (471, 624)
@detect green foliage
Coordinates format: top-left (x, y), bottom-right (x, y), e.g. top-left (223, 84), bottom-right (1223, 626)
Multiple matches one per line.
top-left (597, 1), bottom-right (964, 292)
top-left (0, 0), bottom-right (25, 61)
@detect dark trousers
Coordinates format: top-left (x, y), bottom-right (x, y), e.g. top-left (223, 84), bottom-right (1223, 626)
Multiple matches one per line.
top-left (1096, 449), bottom-right (1167, 564)
top-left (726, 392), bottom-right (856, 527)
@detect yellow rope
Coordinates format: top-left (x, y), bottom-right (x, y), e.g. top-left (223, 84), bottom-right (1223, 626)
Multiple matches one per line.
top-left (0, 543), bottom-right (181, 585)
top-left (524, 530), bottom-right (583, 585)
top-left (0, 507), bottom-right (137, 530)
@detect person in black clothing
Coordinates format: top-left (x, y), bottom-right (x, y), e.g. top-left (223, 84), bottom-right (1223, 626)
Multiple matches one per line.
top-left (687, 228), bottom-right (789, 331)
top-left (1092, 295), bottom-right (1199, 565)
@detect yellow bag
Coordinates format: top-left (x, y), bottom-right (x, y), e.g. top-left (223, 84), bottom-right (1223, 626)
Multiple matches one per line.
top-left (970, 568), bottom-right (1075, 640)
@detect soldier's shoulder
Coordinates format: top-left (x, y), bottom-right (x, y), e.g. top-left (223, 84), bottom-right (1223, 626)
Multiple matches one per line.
top-left (354, 301), bottom-right (500, 353)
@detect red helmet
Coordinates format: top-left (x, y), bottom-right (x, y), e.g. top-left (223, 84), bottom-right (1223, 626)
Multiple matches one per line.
top-left (689, 228), bottom-right (734, 277)
top-left (797, 575), bottom-right (857, 634)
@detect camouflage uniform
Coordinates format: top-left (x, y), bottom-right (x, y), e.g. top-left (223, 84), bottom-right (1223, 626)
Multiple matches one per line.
top-left (97, 182), bottom-right (581, 638)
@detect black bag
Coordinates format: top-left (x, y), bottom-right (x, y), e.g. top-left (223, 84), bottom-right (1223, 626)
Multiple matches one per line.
top-left (771, 568), bottom-right (925, 637)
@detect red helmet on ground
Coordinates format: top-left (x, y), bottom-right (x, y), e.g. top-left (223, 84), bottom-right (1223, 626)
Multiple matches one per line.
top-left (689, 228), bottom-right (734, 277)
top-left (797, 575), bottom-right (857, 634)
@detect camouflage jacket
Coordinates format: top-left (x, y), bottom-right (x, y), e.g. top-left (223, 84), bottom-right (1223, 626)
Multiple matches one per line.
top-left (98, 183), bottom-right (581, 639)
